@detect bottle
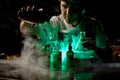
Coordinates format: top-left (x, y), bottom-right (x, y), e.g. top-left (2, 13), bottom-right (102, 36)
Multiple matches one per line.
top-left (67, 43), bottom-right (74, 60)
top-left (66, 43), bottom-right (74, 69)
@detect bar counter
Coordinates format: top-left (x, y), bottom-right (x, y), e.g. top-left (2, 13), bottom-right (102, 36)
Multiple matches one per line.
top-left (0, 59), bottom-right (120, 80)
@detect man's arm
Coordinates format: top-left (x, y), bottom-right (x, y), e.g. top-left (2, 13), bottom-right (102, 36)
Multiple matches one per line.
top-left (95, 23), bottom-right (113, 62)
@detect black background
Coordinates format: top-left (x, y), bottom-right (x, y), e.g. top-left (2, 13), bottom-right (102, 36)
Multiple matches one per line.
top-left (0, 0), bottom-right (120, 55)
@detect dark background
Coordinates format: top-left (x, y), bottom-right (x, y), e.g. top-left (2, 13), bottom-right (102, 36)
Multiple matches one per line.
top-left (0, 0), bottom-right (120, 55)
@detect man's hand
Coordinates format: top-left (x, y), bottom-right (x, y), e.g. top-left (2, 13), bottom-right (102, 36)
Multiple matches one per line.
top-left (82, 37), bottom-right (96, 50)
top-left (18, 4), bottom-right (59, 23)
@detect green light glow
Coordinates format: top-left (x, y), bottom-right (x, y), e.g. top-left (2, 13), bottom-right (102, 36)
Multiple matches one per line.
top-left (35, 22), bottom-right (96, 79)
top-left (36, 22), bottom-right (96, 66)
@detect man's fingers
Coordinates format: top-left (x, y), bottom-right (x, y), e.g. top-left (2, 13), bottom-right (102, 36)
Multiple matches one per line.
top-left (26, 5), bottom-right (35, 11)
top-left (31, 5), bottom-right (35, 11)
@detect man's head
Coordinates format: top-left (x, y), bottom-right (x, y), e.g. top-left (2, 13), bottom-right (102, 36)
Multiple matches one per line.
top-left (59, 0), bottom-right (86, 23)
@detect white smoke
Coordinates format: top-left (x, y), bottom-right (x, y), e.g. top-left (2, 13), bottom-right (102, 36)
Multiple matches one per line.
top-left (15, 36), bottom-right (50, 80)
top-left (0, 36), bottom-right (50, 80)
